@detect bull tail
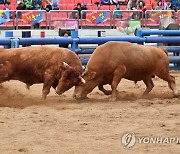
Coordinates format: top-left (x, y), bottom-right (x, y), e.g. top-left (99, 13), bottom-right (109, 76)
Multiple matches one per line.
top-left (161, 48), bottom-right (168, 56)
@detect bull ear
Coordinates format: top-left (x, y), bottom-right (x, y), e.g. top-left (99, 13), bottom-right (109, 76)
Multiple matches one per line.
top-left (88, 71), bottom-right (96, 80)
top-left (59, 61), bottom-right (70, 71)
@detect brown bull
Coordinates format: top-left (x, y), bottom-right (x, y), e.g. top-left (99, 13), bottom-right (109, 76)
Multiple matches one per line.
top-left (74, 41), bottom-right (179, 101)
top-left (0, 46), bottom-right (84, 99)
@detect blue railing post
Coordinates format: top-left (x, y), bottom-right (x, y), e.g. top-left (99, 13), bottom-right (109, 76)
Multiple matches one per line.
top-left (135, 29), bottom-right (143, 38)
top-left (22, 31), bottom-right (31, 47)
top-left (71, 30), bottom-right (79, 52)
top-left (11, 39), bottom-right (19, 48)
top-left (5, 31), bottom-right (13, 49)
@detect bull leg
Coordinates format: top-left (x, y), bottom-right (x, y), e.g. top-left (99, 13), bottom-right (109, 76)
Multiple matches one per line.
top-left (157, 72), bottom-right (179, 97)
top-left (110, 65), bottom-right (126, 101)
top-left (52, 80), bottom-right (58, 89)
top-left (26, 84), bottom-right (30, 90)
top-left (98, 85), bottom-right (112, 95)
top-left (42, 71), bottom-right (56, 99)
top-left (141, 78), bottom-right (154, 97)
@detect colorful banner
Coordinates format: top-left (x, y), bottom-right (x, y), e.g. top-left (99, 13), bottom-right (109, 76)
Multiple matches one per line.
top-left (22, 11), bottom-right (43, 25)
top-left (0, 10), bottom-right (10, 25)
top-left (86, 11), bottom-right (107, 24)
top-left (149, 11), bottom-right (172, 22)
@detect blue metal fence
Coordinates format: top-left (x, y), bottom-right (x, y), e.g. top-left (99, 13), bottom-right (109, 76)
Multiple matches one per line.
top-left (2, 30), bottom-right (180, 69)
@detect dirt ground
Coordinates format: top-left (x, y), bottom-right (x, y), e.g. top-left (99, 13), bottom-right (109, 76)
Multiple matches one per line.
top-left (0, 71), bottom-right (180, 154)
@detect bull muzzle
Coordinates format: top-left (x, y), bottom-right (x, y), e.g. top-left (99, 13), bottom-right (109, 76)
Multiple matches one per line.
top-left (55, 89), bottom-right (64, 95)
top-left (73, 93), bottom-right (88, 100)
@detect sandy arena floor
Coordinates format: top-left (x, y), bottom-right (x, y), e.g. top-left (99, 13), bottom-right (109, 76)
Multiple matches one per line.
top-left (0, 71), bottom-right (180, 154)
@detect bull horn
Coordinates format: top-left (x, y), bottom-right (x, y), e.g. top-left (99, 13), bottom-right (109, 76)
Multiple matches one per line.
top-left (80, 77), bottom-right (86, 84)
top-left (62, 62), bottom-right (69, 66)
top-left (60, 62), bottom-right (69, 69)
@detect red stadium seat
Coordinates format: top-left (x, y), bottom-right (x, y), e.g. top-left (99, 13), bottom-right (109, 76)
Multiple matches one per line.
top-left (9, 3), bottom-right (17, 10)
top-left (11, 0), bottom-right (17, 3)
top-left (74, 0), bottom-right (83, 4)
top-left (101, 5), bottom-right (110, 10)
top-left (144, 0), bottom-right (151, 5)
top-left (59, 4), bottom-right (67, 10)
top-left (120, 5), bottom-right (127, 10)
top-left (0, 4), bottom-right (4, 10)
top-left (68, 0), bottom-right (75, 4)
top-left (146, 4), bottom-right (151, 10)
top-left (87, 5), bottom-right (93, 10)
top-left (60, 0), bottom-right (67, 4)
top-left (85, 0), bottom-right (93, 5)
top-left (67, 4), bottom-right (75, 10)
top-left (91, 0), bottom-right (100, 4)
top-left (110, 5), bottom-right (115, 11)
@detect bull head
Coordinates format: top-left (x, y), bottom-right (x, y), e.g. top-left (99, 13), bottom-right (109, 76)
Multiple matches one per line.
top-left (56, 62), bottom-right (85, 95)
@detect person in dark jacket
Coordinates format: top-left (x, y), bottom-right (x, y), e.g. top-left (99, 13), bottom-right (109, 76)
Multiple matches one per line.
top-left (81, 2), bottom-right (88, 19)
top-left (16, 1), bottom-right (26, 19)
top-left (71, 3), bottom-right (82, 19)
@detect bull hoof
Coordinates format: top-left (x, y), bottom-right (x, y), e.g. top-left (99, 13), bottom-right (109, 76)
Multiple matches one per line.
top-left (26, 84), bottom-right (30, 90)
top-left (139, 95), bottom-right (147, 99)
top-left (74, 96), bottom-right (89, 101)
top-left (174, 92), bottom-right (180, 98)
top-left (109, 97), bottom-right (117, 102)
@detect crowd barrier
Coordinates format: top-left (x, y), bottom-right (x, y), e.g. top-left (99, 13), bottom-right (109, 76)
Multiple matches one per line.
top-left (0, 10), bottom-right (179, 29)
top-left (1, 30), bottom-right (180, 69)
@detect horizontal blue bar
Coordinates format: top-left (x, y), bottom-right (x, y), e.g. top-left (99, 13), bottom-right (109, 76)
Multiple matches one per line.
top-left (140, 30), bottom-right (180, 36)
top-left (0, 38), bottom-right (11, 45)
top-left (146, 37), bottom-right (180, 43)
top-left (76, 48), bottom-right (95, 54)
top-left (19, 37), bottom-right (73, 45)
top-left (169, 56), bottom-right (180, 63)
top-left (165, 47), bottom-right (180, 53)
top-left (79, 37), bottom-right (145, 44)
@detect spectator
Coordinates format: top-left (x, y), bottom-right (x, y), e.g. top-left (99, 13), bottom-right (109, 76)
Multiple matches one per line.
top-left (59, 31), bottom-right (70, 48)
top-left (113, 3), bottom-right (123, 18)
top-left (3, 1), bottom-right (15, 19)
top-left (151, 0), bottom-right (158, 10)
top-left (3, 1), bottom-right (10, 10)
top-left (127, 0), bottom-right (138, 10)
top-left (127, 0), bottom-right (132, 10)
top-left (16, 1), bottom-right (26, 19)
top-left (17, 1), bottom-right (26, 10)
top-left (42, 0), bottom-right (52, 12)
top-left (95, 2), bottom-right (102, 10)
top-left (42, 0), bottom-right (48, 8)
top-left (51, 0), bottom-right (59, 10)
top-left (118, 0), bottom-right (127, 5)
top-left (164, 0), bottom-right (173, 10)
top-left (24, 0), bottom-right (34, 10)
top-left (70, 3), bottom-right (82, 19)
top-left (33, 0), bottom-right (42, 10)
top-left (81, 2), bottom-right (88, 19)
top-left (137, 0), bottom-right (146, 18)
top-left (154, 1), bottom-right (163, 10)
top-left (127, 0), bottom-right (139, 19)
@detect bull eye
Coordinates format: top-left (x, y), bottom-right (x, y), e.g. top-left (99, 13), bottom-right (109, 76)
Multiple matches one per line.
top-left (0, 64), bottom-right (4, 69)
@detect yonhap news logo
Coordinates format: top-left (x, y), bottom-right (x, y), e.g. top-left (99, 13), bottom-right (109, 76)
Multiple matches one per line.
top-left (121, 132), bottom-right (180, 148)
